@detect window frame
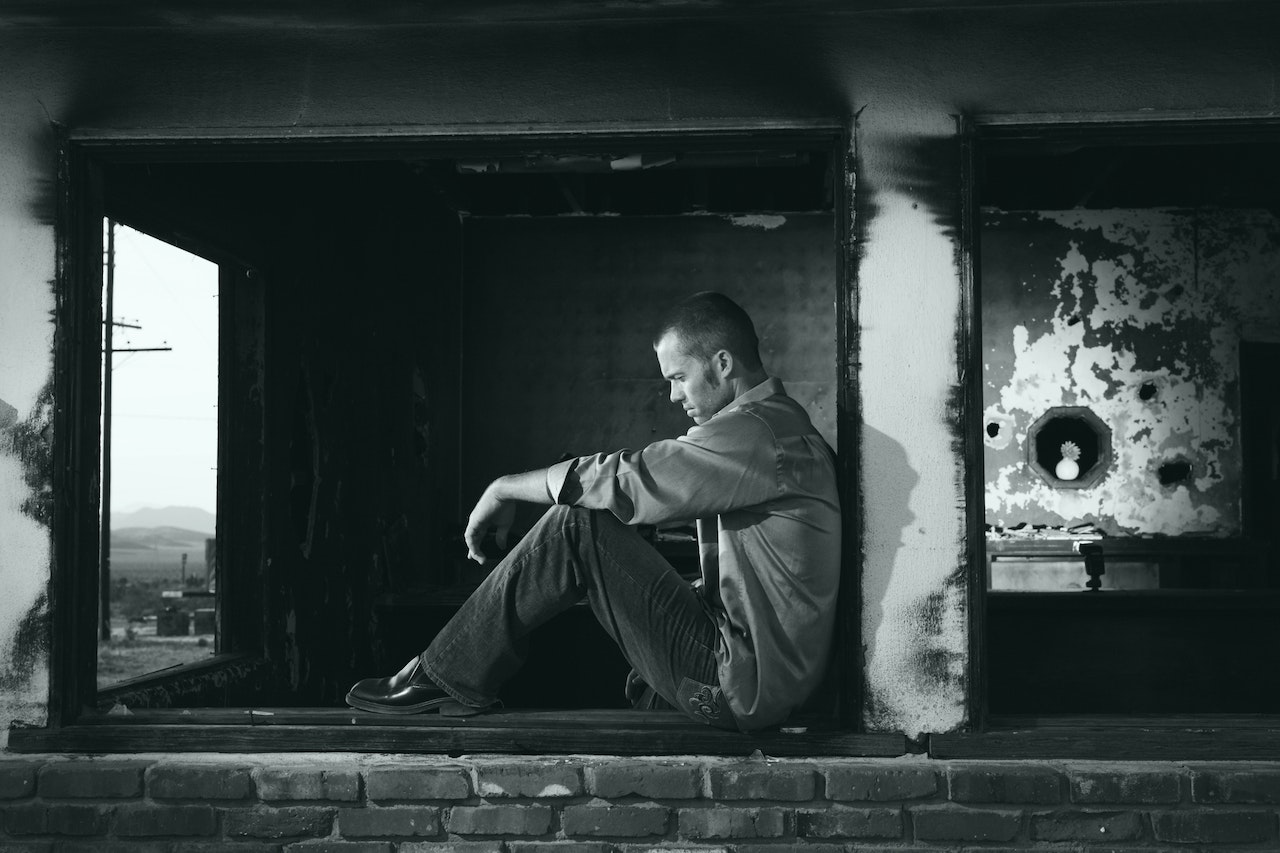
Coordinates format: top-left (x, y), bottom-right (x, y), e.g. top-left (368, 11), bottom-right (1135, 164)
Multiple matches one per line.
top-left (955, 113), bottom-right (1280, 756)
top-left (19, 123), bottom-right (894, 756)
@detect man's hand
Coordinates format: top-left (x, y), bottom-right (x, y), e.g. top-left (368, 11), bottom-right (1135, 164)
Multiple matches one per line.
top-left (462, 468), bottom-right (557, 566)
top-left (464, 482), bottom-right (517, 565)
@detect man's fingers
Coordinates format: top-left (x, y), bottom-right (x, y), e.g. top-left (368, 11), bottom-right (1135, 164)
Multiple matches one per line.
top-left (463, 522), bottom-right (487, 565)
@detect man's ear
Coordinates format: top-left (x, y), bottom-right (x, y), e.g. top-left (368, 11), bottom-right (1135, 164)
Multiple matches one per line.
top-left (713, 349), bottom-right (734, 379)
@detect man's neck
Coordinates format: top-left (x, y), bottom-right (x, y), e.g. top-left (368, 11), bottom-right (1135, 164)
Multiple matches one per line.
top-left (726, 371), bottom-right (769, 401)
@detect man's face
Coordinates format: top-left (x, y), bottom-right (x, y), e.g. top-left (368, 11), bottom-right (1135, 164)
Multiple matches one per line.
top-left (655, 332), bottom-right (735, 425)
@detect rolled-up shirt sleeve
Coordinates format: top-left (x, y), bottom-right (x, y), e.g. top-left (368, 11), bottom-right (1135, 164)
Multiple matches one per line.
top-left (545, 458), bottom-right (579, 505)
top-left (550, 412), bottom-right (781, 526)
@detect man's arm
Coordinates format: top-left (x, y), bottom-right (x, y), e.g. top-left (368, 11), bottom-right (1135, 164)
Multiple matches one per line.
top-left (464, 468), bottom-right (553, 565)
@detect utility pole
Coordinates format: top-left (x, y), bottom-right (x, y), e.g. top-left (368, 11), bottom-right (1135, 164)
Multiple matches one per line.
top-left (99, 220), bottom-right (173, 643)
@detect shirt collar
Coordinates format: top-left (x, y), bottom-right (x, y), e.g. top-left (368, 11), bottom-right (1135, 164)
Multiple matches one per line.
top-left (723, 376), bottom-right (784, 415)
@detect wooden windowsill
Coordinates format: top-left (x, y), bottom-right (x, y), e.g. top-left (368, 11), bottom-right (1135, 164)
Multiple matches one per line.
top-left (931, 715), bottom-right (1280, 760)
top-left (7, 708), bottom-right (908, 757)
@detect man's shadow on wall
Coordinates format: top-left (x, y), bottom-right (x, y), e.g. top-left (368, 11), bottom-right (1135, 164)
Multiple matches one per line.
top-left (857, 422), bottom-right (920, 670)
top-left (811, 422), bottom-right (919, 721)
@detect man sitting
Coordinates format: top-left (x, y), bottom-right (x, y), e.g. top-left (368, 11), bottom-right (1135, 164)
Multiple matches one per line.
top-left (346, 291), bottom-right (841, 731)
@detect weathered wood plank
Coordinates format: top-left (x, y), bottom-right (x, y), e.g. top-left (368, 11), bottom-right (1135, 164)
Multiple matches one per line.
top-left (74, 708), bottom-right (730, 728)
top-left (8, 722), bottom-right (906, 757)
top-left (930, 727), bottom-right (1280, 760)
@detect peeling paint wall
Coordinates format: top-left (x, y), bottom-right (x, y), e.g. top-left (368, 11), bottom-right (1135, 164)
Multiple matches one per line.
top-left (983, 208), bottom-right (1280, 536)
top-left (0, 1), bottom-right (1278, 741)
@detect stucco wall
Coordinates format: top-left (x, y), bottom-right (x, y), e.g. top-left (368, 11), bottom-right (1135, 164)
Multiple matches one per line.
top-left (1, 1), bottom-right (1279, 742)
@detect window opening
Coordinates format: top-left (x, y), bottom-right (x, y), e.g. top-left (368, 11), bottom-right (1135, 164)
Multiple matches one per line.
top-left (979, 131), bottom-right (1280, 716)
top-left (49, 133), bottom-right (853, 743)
top-left (98, 220), bottom-right (219, 687)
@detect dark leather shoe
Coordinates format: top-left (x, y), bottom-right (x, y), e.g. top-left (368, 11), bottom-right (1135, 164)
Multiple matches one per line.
top-left (345, 657), bottom-right (491, 716)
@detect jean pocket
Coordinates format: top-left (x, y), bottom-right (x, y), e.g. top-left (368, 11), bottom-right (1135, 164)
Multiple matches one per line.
top-left (676, 676), bottom-right (736, 730)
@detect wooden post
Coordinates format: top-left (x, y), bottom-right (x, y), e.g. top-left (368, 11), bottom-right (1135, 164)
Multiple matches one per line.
top-left (99, 221), bottom-right (115, 642)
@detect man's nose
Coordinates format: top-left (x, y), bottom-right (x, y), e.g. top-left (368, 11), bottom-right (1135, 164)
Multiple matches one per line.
top-left (669, 384), bottom-right (683, 403)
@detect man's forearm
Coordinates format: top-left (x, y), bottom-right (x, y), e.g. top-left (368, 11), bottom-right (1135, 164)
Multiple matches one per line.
top-left (490, 467), bottom-right (555, 505)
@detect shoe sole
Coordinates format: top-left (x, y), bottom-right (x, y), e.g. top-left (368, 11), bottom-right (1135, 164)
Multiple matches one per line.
top-left (344, 691), bottom-right (491, 717)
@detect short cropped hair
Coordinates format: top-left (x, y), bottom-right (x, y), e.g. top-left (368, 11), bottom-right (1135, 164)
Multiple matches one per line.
top-left (653, 291), bottom-right (763, 371)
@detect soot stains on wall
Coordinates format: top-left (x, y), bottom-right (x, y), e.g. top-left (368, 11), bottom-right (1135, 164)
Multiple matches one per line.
top-left (983, 208), bottom-right (1280, 536)
top-left (0, 386), bottom-right (54, 731)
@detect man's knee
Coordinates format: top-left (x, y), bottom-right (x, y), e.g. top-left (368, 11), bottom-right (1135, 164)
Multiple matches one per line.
top-left (546, 503), bottom-right (616, 528)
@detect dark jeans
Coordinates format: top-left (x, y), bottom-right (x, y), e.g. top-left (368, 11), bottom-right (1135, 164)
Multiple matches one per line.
top-left (420, 505), bottom-right (735, 729)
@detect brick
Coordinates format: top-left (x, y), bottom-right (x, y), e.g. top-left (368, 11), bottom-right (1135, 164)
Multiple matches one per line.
top-left (448, 804), bottom-right (553, 836)
top-left (587, 760), bottom-right (701, 799)
top-left (338, 805), bottom-right (440, 837)
top-left (1192, 768), bottom-right (1280, 804)
top-left (398, 843), bottom-right (504, 853)
top-left (155, 845), bottom-right (281, 853)
top-left (0, 763), bottom-right (39, 799)
top-left (38, 761), bottom-right (146, 798)
top-left (474, 762), bottom-right (583, 798)
top-left (562, 803), bottom-right (669, 837)
top-left (283, 843), bottom-right (393, 853)
top-left (257, 767), bottom-right (361, 802)
top-left (796, 805), bottom-right (901, 839)
top-left (741, 846), bottom-right (847, 853)
top-left (4, 803), bottom-right (113, 836)
top-left (911, 806), bottom-right (1021, 842)
top-left (618, 847), bottom-right (731, 853)
top-left (825, 766), bottom-right (938, 801)
top-left (115, 803), bottom-right (218, 836)
top-left (5, 803), bottom-right (47, 835)
top-left (365, 766), bottom-right (471, 801)
top-left (677, 807), bottom-right (790, 839)
top-left (949, 765), bottom-right (1063, 804)
top-left (0, 843), bottom-right (50, 853)
top-left (509, 844), bottom-right (613, 853)
top-left (1070, 769), bottom-right (1180, 804)
top-left (224, 805), bottom-right (336, 839)
top-left (1030, 809), bottom-right (1142, 842)
top-left (48, 840), bottom-right (167, 845)
top-left (1152, 809), bottom-right (1276, 844)
top-left (147, 763), bottom-right (254, 800)
top-left (707, 764), bottom-right (815, 801)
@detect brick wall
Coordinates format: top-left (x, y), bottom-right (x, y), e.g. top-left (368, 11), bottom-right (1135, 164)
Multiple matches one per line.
top-left (1, 754), bottom-right (1278, 850)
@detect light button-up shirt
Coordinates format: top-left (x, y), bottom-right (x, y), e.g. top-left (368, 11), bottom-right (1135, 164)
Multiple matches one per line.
top-left (545, 377), bottom-right (842, 730)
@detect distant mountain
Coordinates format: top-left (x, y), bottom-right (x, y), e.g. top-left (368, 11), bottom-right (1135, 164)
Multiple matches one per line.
top-left (111, 506), bottom-right (215, 535)
top-left (111, 526), bottom-right (211, 551)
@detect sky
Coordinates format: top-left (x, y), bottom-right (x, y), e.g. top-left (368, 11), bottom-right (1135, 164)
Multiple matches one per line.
top-left (106, 222), bottom-right (219, 515)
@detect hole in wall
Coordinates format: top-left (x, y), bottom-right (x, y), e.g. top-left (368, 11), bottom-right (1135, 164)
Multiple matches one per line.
top-left (1034, 417), bottom-right (1099, 473)
top-left (1026, 406), bottom-right (1112, 489)
top-left (1139, 382), bottom-right (1158, 401)
top-left (1157, 459), bottom-right (1194, 486)
top-left (983, 410), bottom-right (1016, 450)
